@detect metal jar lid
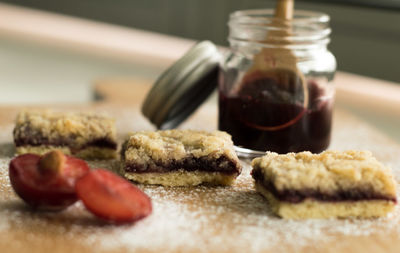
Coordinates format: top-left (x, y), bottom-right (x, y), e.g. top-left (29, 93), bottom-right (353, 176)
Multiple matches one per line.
top-left (142, 41), bottom-right (222, 129)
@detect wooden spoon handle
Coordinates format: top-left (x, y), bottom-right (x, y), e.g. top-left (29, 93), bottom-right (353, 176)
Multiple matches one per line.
top-left (274, 0), bottom-right (294, 20)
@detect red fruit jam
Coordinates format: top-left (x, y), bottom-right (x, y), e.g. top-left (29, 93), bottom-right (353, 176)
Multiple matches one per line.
top-left (218, 71), bottom-right (333, 154)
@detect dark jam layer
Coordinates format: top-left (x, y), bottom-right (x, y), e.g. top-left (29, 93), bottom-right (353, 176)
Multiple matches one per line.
top-left (124, 155), bottom-right (241, 175)
top-left (218, 70), bottom-right (333, 153)
top-left (14, 125), bottom-right (117, 150)
top-left (14, 134), bottom-right (117, 154)
top-left (251, 168), bottom-right (397, 203)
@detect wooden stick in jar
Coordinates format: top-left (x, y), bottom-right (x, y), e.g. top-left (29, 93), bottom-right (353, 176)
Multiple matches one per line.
top-left (242, 0), bottom-right (309, 132)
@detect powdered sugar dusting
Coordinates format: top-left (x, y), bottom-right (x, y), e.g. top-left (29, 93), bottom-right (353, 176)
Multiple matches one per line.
top-left (81, 162), bottom-right (400, 253)
top-left (1, 109), bottom-right (400, 252)
top-left (2, 154), bottom-right (400, 252)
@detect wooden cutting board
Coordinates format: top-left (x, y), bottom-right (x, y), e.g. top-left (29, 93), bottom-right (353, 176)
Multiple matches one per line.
top-left (1, 81), bottom-right (400, 253)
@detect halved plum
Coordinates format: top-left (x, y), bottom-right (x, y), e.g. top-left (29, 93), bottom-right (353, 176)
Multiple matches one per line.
top-left (9, 151), bottom-right (90, 211)
top-left (75, 169), bottom-right (152, 223)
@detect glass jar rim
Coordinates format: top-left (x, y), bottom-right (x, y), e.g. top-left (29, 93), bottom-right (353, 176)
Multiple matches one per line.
top-left (229, 9), bottom-right (330, 24)
top-left (228, 9), bottom-right (331, 50)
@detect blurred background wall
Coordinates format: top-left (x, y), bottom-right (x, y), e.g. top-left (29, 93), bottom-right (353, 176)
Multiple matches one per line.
top-left (1, 0), bottom-right (399, 83)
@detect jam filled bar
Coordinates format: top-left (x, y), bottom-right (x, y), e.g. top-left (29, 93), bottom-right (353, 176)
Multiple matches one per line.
top-left (251, 151), bottom-right (397, 219)
top-left (13, 110), bottom-right (117, 159)
top-left (121, 130), bottom-right (242, 186)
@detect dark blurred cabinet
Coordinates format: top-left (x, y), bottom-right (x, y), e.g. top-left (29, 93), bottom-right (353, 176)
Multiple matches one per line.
top-left (2, 0), bottom-right (399, 82)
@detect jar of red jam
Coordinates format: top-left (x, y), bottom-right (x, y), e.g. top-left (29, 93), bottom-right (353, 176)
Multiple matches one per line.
top-left (218, 9), bottom-right (336, 156)
top-left (142, 9), bottom-right (336, 157)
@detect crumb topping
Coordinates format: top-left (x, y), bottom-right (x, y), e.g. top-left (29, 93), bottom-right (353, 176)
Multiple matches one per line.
top-left (13, 110), bottom-right (117, 148)
top-left (123, 129), bottom-right (239, 167)
top-left (251, 150), bottom-right (397, 198)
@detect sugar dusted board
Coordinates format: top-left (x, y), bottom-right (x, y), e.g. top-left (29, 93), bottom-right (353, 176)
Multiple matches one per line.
top-left (1, 90), bottom-right (400, 253)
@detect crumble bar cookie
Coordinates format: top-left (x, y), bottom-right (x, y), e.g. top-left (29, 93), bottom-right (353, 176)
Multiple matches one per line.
top-left (251, 150), bottom-right (397, 219)
top-left (13, 110), bottom-right (117, 159)
top-left (121, 130), bottom-right (242, 186)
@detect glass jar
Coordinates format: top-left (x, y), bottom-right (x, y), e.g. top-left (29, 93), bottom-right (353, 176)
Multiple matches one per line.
top-left (218, 9), bottom-right (336, 156)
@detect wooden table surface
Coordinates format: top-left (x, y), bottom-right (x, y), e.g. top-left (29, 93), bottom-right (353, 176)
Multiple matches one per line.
top-left (1, 3), bottom-right (400, 252)
top-left (1, 82), bottom-right (400, 253)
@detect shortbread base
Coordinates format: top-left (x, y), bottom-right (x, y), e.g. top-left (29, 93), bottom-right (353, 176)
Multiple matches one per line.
top-left (16, 145), bottom-right (117, 160)
top-left (255, 182), bottom-right (396, 219)
top-left (124, 170), bottom-right (237, 186)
